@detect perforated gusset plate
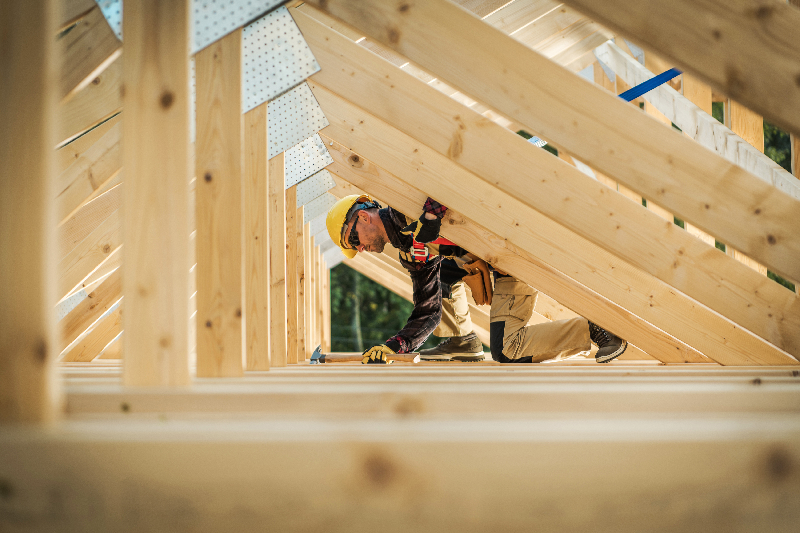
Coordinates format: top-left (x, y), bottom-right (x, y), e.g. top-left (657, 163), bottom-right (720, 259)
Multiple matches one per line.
top-left (95, 0), bottom-right (122, 40)
top-left (309, 213), bottom-right (327, 237)
top-left (56, 290), bottom-right (88, 321)
top-left (323, 247), bottom-right (346, 268)
top-left (295, 169), bottom-right (335, 207)
top-left (303, 193), bottom-right (337, 224)
top-left (268, 84), bottom-right (329, 159)
top-left (243, 7), bottom-right (321, 112)
top-left (285, 134), bottom-right (333, 188)
top-left (192, 0), bottom-right (284, 53)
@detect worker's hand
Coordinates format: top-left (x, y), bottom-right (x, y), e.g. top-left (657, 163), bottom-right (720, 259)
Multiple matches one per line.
top-left (362, 344), bottom-right (395, 364)
top-left (401, 197), bottom-right (448, 243)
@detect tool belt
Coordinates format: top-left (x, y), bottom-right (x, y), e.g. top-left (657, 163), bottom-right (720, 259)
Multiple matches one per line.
top-left (463, 258), bottom-right (493, 306)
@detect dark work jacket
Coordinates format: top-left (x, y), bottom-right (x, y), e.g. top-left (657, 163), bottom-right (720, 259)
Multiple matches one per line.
top-left (379, 207), bottom-right (466, 354)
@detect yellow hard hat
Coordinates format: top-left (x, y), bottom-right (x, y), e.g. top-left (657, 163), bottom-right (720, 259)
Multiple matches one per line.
top-left (326, 194), bottom-right (380, 259)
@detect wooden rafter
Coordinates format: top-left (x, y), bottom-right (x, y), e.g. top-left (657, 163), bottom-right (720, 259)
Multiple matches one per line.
top-left (301, 0), bottom-right (800, 282)
top-left (58, 56), bottom-right (121, 147)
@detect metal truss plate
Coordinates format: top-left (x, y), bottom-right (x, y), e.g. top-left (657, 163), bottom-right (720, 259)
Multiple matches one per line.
top-left (193, 0), bottom-right (283, 53)
top-left (309, 213), bottom-right (327, 237)
top-left (269, 84), bottom-right (329, 160)
top-left (296, 169), bottom-right (336, 208)
top-left (95, 0), bottom-right (122, 40)
top-left (323, 247), bottom-right (346, 269)
top-left (303, 193), bottom-right (337, 224)
top-left (243, 7), bottom-right (321, 112)
top-left (285, 134), bottom-right (333, 188)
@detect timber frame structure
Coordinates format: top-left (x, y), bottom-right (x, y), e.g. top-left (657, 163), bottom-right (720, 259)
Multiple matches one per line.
top-left (1, 0), bottom-right (800, 530)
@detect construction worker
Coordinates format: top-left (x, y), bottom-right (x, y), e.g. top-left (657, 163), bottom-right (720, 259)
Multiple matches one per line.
top-left (326, 194), bottom-right (627, 364)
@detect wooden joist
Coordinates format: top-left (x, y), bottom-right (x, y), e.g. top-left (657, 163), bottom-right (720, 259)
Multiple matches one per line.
top-left (0, 0), bottom-right (59, 423)
top-left (315, 87), bottom-right (795, 365)
top-left (60, 306), bottom-right (121, 362)
top-left (58, 208), bottom-right (121, 300)
top-left (244, 103), bottom-right (271, 371)
top-left (59, 0), bottom-right (97, 31)
top-left (557, 0), bottom-right (800, 137)
top-left (286, 187), bottom-right (300, 364)
top-left (60, 269), bottom-right (122, 352)
top-left (195, 30), bottom-right (244, 377)
top-left (121, 0), bottom-right (191, 386)
top-left (296, 12), bottom-right (800, 359)
top-left (297, 213), bottom-right (308, 362)
top-left (269, 153), bottom-right (288, 367)
top-left (301, 0), bottom-right (800, 283)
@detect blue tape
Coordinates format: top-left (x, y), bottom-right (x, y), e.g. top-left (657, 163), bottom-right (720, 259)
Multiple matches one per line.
top-left (617, 68), bottom-right (682, 102)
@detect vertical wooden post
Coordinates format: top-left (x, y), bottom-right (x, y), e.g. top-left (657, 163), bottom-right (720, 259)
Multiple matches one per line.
top-left (728, 100), bottom-right (768, 275)
top-left (285, 186), bottom-right (299, 364)
top-left (195, 30), bottom-right (244, 377)
top-left (244, 103), bottom-right (270, 370)
top-left (681, 73), bottom-right (716, 246)
top-left (269, 153), bottom-right (287, 367)
top-left (322, 259), bottom-right (331, 352)
top-left (0, 0), bottom-right (59, 422)
top-left (308, 236), bottom-right (317, 350)
top-left (297, 211), bottom-right (307, 362)
top-left (792, 133), bottom-right (799, 179)
top-left (122, 0), bottom-right (191, 386)
top-left (304, 225), bottom-right (314, 358)
top-left (316, 247), bottom-right (324, 350)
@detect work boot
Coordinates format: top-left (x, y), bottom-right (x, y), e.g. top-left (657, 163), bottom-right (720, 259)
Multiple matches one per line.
top-left (588, 322), bottom-right (628, 363)
top-left (419, 332), bottom-right (485, 362)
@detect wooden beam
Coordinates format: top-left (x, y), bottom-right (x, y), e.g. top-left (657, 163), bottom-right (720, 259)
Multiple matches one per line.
top-left (322, 257), bottom-right (331, 352)
top-left (121, 0), bottom-right (191, 386)
top-left (195, 30), bottom-right (244, 378)
top-left (57, 56), bottom-right (121, 147)
top-left (244, 103), bottom-right (270, 371)
top-left (59, 0), bottom-right (97, 32)
top-left (0, 0), bottom-right (59, 423)
top-left (303, 221), bottom-right (313, 359)
top-left (58, 208), bottom-right (121, 299)
top-left (60, 269), bottom-right (122, 351)
top-left (300, 0), bottom-right (800, 281)
top-left (309, 236), bottom-right (317, 350)
top-left (59, 6), bottom-right (121, 102)
top-left (56, 110), bottom-right (120, 173)
top-left (269, 153), bottom-right (287, 367)
top-left (55, 119), bottom-right (121, 225)
top-left (59, 182), bottom-right (121, 260)
top-left (320, 121), bottom-right (790, 366)
top-left (286, 186), bottom-right (299, 364)
top-left (296, 11), bottom-right (800, 359)
top-left (297, 212), bottom-right (307, 362)
top-left (60, 307), bottom-right (121, 362)
top-left (556, 0), bottom-right (800, 137)
top-left (483, 0), bottom-right (561, 35)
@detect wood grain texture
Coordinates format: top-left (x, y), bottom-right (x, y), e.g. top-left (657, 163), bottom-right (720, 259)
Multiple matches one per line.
top-left (56, 112), bottom-right (120, 173)
top-left (121, 0), bottom-right (191, 386)
top-left (60, 307), bottom-right (121, 362)
top-left (557, 0), bottom-right (800, 136)
top-left (244, 104), bottom-right (270, 370)
top-left (322, 257), bottom-right (331, 352)
top-left (0, 0), bottom-right (60, 423)
top-left (59, 182), bottom-right (121, 259)
top-left (57, 56), bottom-right (121, 147)
top-left (316, 247), bottom-right (325, 352)
top-left (195, 30), bottom-right (244, 378)
top-left (300, 0), bottom-right (800, 281)
top-left (322, 129), bottom-right (792, 366)
top-left (303, 220), bottom-right (313, 359)
top-left (60, 269), bottom-right (122, 351)
top-left (308, 236), bottom-right (317, 351)
top-left (297, 211), bottom-right (307, 361)
top-left (59, 6), bottom-right (121, 102)
top-left (295, 16), bottom-right (800, 359)
top-left (286, 186), bottom-right (299, 364)
top-left (269, 153), bottom-right (287, 367)
top-left (58, 209), bottom-right (121, 299)
top-left (59, 0), bottom-right (97, 31)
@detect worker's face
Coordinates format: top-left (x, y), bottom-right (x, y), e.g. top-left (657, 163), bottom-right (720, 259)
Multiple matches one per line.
top-left (345, 209), bottom-right (387, 254)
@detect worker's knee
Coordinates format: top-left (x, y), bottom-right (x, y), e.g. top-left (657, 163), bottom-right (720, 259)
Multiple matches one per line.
top-left (489, 320), bottom-right (533, 364)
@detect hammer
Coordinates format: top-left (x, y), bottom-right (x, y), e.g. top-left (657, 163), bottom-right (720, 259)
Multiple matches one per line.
top-left (309, 345), bottom-right (420, 364)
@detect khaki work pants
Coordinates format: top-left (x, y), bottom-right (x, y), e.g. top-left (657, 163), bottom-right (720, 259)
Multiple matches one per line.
top-left (433, 280), bottom-right (473, 338)
top-left (490, 276), bottom-right (590, 362)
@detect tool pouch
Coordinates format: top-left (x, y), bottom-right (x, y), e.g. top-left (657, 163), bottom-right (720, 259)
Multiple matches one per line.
top-left (463, 258), bottom-right (493, 306)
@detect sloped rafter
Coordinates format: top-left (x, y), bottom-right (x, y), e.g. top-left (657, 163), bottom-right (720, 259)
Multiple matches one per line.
top-left (58, 208), bottom-right (121, 300)
top-left (315, 90), bottom-right (795, 366)
top-left (301, 0), bottom-right (800, 283)
top-left (60, 268), bottom-right (122, 352)
top-left (558, 0), bottom-right (800, 137)
top-left (294, 10), bottom-right (800, 359)
top-left (58, 56), bottom-right (122, 147)
top-left (322, 139), bottom-right (712, 365)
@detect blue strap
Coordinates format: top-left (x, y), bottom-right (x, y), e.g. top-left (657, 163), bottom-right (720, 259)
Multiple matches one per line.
top-left (528, 67), bottom-right (682, 147)
top-left (617, 67), bottom-right (682, 102)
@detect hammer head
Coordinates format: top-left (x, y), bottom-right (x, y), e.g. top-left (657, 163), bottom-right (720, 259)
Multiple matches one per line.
top-left (309, 345), bottom-right (324, 364)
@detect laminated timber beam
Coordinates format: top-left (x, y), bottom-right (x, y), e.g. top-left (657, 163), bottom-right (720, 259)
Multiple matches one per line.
top-left (313, 85), bottom-right (795, 365)
top-left (121, 0), bottom-right (191, 386)
top-left (294, 11), bottom-right (800, 359)
top-left (59, 5), bottom-right (121, 102)
top-left (323, 150), bottom-right (711, 365)
top-left (557, 0), bottom-right (800, 138)
top-left (0, 0), bottom-right (60, 423)
top-left (300, 0), bottom-right (800, 283)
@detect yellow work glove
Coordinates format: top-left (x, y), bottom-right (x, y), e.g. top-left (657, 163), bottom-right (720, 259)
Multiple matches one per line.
top-left (362, 344), bottom-right (395, 364)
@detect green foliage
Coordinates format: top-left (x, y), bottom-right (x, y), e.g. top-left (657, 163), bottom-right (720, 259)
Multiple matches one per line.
top-left (673, 217), bottom-right (685, 229)
top-left (516, 129), bottom-right (558, 156)
top-left (764, 122), bottom-right (792, 172)
top-left (711, 101), bottom-right (724, 123)
top-left (768, 271), bottom-right (796, 292)
top-left (330, 264), bottom-right (439, 352)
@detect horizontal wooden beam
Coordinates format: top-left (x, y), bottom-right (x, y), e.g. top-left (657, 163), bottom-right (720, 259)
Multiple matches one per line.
top-left (300, 0), bottom-right (800, 282)
top-left (296, 10), bottom-right (800, 359)
top-left (558, 0), bottom-right (800, 137)
top-left (315, 87), bottom-right (793, 365)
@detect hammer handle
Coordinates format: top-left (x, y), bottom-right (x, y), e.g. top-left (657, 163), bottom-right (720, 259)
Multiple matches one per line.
top-left (318, 352), bottom-right (420, 363)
